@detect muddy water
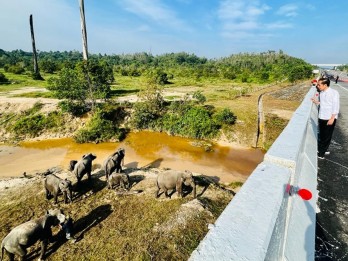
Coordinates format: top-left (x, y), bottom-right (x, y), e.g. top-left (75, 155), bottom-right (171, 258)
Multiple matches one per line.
top-left (0, 131), bottom-right (264, 183)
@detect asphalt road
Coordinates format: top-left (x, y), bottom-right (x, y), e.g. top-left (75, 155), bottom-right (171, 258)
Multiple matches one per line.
top-left (315, 78), bottom-right (348, 260)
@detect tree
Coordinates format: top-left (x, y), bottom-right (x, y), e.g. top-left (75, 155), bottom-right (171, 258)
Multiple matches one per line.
top-left (29, 14), bottom-right (43, 80)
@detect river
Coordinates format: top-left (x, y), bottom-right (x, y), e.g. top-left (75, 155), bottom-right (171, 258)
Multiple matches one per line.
top-left (0, 131), bottom-right (264, 183)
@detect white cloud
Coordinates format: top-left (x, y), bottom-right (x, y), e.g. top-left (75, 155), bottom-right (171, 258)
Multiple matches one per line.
top-left (276, 4), bottom-right (298, 17)
top-left (217, 0), bottom-right (271, 41)
top-left (119, 0), bottom-right (188, 31)
top-left (217, 0), bottom-right (270, 21)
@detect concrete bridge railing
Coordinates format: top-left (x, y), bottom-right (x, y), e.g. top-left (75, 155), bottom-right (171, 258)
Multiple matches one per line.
top-left (189, 87), bottom-right (318, 261)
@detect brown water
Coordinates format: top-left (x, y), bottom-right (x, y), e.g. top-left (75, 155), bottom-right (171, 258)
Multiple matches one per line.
top-left (0, 131), bottom-right (264, 183)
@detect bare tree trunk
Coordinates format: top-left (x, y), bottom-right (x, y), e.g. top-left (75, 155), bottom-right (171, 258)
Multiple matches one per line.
top-left (78, 0), bottom-right (95, 110)
top-left (29, 14), bottom-right (42, 80)
top-left (78, 0), bottom-right (88, 61)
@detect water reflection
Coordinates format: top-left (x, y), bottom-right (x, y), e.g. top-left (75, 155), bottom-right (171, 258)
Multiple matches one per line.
top-left (1, 131), bottom-right (264, 183)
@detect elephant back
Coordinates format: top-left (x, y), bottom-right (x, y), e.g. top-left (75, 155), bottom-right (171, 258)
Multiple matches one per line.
top-left (157, 170), bottom-right (182, 188)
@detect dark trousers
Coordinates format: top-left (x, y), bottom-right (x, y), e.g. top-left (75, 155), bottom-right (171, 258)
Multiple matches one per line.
top-left (318, 119), bottom-right (336, 156)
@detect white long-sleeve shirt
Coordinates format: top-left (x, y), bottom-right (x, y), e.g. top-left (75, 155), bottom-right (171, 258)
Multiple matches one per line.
top-left (319, 87), bottom-right (340, 120)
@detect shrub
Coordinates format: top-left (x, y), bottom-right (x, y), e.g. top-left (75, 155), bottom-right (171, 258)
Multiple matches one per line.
top-left (131, 102), bottom-right (161, 129)
top-left (74, 110), bottom-right (124, 143)
top-left (58, 100), bottom-right (90, 116)
top-left (213, 108), bottom-right (237, 125)
top-left (192, 91), bottom-right (206, 104)
top-left (4, 64), bottom-right (25, 74)
top-left (162, 106), bottom-right (219, 139)
top-left (11, 111), bottom-right (64, 137)
top-left (0, 72), bottom-right (9, 84)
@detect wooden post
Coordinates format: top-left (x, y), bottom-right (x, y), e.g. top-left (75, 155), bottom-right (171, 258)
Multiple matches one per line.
top-left (29, 14), bottom-right (42, 80)
top-left (78, 0), bottom-right (88, 60)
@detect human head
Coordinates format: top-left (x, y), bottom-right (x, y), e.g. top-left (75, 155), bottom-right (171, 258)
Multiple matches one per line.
top-left (311, 79), bottom-right (317, 86)
top-left (317, 77), bottom-right (330, 91)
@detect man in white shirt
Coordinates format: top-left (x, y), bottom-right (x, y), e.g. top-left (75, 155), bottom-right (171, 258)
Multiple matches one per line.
top-left (312, 77), bottom-right (340, 159)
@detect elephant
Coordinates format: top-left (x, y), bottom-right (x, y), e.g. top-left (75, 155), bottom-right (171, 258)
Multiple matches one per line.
top-left (155, 170), bottom-right (196, 198)
top-left (0, 209), bottom-right (66, 261)
top-left (107, 172), bottom-right (130, 190)
top-left (44, 174), bottom-right (73, 204)
top-left (102, 148), bottom-right (125, 180)
top-left (72, 153), bottom-right (97, 184)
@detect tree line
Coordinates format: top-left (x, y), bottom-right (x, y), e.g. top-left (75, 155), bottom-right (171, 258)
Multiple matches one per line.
top-left (0, 49), bottom-right (313, 84)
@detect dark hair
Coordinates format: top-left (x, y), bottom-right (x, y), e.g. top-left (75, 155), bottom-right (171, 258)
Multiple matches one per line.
top-left (318, 77), bottom-right (330, 87)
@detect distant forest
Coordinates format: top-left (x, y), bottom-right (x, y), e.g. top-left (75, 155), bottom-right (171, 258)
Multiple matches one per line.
top-left (0, 49), bottom-right (313, 84)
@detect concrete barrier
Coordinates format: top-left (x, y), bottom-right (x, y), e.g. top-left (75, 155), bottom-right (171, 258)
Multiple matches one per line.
top-left (189, 88), bottom-right (318, 261)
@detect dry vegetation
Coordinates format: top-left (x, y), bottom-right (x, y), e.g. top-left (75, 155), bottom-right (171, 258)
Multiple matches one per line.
top-left (0, 166), bottom-right (236, 261)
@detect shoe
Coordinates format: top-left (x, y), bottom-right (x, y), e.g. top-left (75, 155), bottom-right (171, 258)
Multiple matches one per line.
top-left (318, 155), bottom-right (325, 160)
top-left (325, 151), bottom-right (330, 155)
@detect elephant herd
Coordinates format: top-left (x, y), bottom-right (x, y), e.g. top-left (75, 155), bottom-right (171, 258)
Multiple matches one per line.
top-left (1, 147), bottom-right (197, 260)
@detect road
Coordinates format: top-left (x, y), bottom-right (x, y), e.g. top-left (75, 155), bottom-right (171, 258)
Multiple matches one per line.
top-left (315, 75), bottom-right (348, 260)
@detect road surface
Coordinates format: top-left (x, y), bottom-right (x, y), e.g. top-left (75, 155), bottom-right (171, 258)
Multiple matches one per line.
top-left (315, 75), bottom-right (348, 260)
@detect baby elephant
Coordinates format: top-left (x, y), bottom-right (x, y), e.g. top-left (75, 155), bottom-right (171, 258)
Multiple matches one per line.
top-left (44, 174), bottom-right (73, 204)
top-left (1, 209), bottom-right (66, 261)
top-left (72, 153), bottom-right (97, 184)
top-left (108, 172), bottom-right (130, 190)
top-left (156, 170), bottom-right (196, 198)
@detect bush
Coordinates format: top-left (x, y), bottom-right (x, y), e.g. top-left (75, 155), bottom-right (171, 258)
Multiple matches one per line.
top-left (213, 108), bottom-right (237, 125)
top-left (0, 72), bottom-right (9, 84)
top-left (74, 110), bottom-right (124, 143)
top-left (131, 102), bottom-right (161, 129)
top-left (162, 106), bottom-right (219, 139)
top-left (192, 91), bottom-right (206, 104)
top-left (11, 111), bottom-right (64, 137)
top-left (58, 100), bottom-right (90, 116)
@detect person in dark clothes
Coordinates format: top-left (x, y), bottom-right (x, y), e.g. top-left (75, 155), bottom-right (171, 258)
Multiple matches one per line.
top-left (312, 77), bottom-right (340, 159)
top-left (335, 75), bottom-right (339, 84)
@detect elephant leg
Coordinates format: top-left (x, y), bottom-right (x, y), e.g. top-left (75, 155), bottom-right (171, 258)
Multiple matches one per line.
top-left (164, 188), bottom-right (170, 198)
top-left (120, 180), bottom-right (125, 189)
top-left (87, 171), bottom-right (91, 181)
top-left (11, 245), bottom-right (26, 261)
top-left (45, 188), bottom-right (50, 199)
top-left (63, 191), bottom-right (67, 203)
top-left (155, 188), bottom-right (160, 198)
top-left (39, 240), bottom-right (48, 261)
top-left (54, 193), bottom-right (58, 204)
top-left (177, 183), bottom-right (183, 198)
top-left (5, 249), bottom-right (15, 261)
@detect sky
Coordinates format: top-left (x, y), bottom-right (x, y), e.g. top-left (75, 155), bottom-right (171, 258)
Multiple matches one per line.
top-left (0, 0), bottom-right (347, 64)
